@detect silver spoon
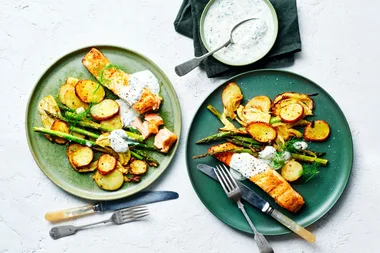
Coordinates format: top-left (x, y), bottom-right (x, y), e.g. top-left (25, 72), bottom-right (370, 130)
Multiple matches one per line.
top-left (175, 17), bottom-right (262, 77)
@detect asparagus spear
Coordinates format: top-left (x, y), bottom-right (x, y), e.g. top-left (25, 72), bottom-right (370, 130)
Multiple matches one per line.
top-left (226, 138), bottom-right (260, 149)
top-left (69, 126), bottom-right (100, 139)
top-left (207, 104), bottom-right (223, 119)
top-left (34, 127), bottom-right (96, 146)
top-left (193, 147), bottom-right (254, 159)
top-left (230, 136), bottom-right (261, 146)
top-left (291, 153), bottom-right (328, 166)
top-left (130, 150), bottom-right (143, 160)
top-left (45, 111), bottom-right (143, 142)
top-left (133, 149), bottom-right (159, 167)
top-left (196, 131), bottom-right (236, 144)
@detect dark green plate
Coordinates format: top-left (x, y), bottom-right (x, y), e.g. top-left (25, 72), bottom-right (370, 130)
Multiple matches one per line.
top-left (186, 69), bottom-right (353, 235)
top-left (26, 45), bottom-right (181, 201)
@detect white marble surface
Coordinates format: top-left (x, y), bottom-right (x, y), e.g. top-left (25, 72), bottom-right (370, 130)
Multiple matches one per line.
top-left (0, 0), bottom-right (379, 252)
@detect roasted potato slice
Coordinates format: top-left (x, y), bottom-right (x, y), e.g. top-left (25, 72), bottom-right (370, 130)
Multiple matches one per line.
top-left (272, 98), bottom-right (312, 116)
top-left (51, 120), bottom-right (70, 144)
top-left (58, 84), bottom-right (73, 105)
top-left (130, 160), bottom-right (148, 175)
top-left (77, 160), bottom-right (98, 173)
top-left (75, 80), bottom-right (105, 103)
top-left (66, 77), bottom-right (79, 87)
top-left (243, 108), bottom-right (271, 123)
top-left (304, 120), bottom-right (330, 141)
top-left (67, 144), bottom-right (82, 169)
top-left (90, 99), bottom-right (119, 121)
top-left (273, 92), bottom-right (314, 110)
top-left (246, 122), bottom-right (277, 143)
top-left (97, 154), bottom-right (117, 175)
top-left (281, 160), bottom-right (303, 182)
top-left (100, 115), bottom-right (123, 130)
top-left (93, 170), bottom-right (124, 191)
top-left (222, 82), bottom-right (243, 119)
top-left (67, 144), bottom-right (95, 172)
top-left (72, 146), bottom-right (93, 167)
top-left (63, 86), bottom-right (88, 110)
top-left (279, 102), bottom-right (304, 123)
top-left (246, 96), bottom-right (271, 112)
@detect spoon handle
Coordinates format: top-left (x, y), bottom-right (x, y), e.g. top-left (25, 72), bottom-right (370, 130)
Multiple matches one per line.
top-left (175, 40), bottom-right (230, 76)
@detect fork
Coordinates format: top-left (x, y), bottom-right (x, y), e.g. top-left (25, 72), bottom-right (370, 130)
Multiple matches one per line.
top-left (214, 164), bottom-right (274, 253)
top-left (49, 205), bottom-right (149, 240)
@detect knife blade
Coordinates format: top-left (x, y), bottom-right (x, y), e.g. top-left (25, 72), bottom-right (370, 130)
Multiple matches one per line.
top-left (45, 191), bottom-right (179, 223)
top-left (197, 164), bottom-right (271, 212)
top-left (197, 164), bottom-right (316, 243)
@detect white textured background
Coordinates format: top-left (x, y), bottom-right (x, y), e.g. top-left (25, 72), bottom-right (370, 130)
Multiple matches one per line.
top-left (0, 0), bottom-right (379, 252)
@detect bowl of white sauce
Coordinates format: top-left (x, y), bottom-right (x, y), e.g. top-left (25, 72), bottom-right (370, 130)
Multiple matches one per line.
top-left (200, 0), bottom-right (278, 66)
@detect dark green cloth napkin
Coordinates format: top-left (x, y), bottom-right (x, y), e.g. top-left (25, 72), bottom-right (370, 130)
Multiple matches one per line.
top-left (174, 0), bottom-right (302, 78)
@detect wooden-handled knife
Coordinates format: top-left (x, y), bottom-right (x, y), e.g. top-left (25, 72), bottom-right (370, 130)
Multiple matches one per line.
top-left (197, 164), bottom-right (316, 243)
top-left (45, 191), bottom-right (179, 223)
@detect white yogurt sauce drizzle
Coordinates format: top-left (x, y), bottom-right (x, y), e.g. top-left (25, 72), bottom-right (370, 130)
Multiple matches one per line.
top-left (203, 0), bottom-right (275, 65)
top-left (230, 153), bottom-right (269, 178)
top-left (117, 70), bottom-right (160, 106)
top-left (115, 99), bottom-right (139, 127)
top-left (293, 141), bottom-right (308, 151)
top-left (108, 129), bottom-right (135, 153)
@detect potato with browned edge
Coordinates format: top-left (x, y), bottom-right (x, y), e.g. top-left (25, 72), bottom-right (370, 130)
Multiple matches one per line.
top-left (75, 80), bottom-right (105, 103)
top-left (222, 82), bottom-right (243, 119)
top-left (90, 99), bottom-right (119, 121)
top-left (281, 160), bottom-right (303, 182)
top-left (304, 120), bottom-right (330, 141)
top-left (130, 160), bottom-right (148, 175)
top-left (246, 122), bottom-right (277, 143)
top-left (72, 146), bottom-right (93, 167)
top-left (93, 170), bottom-right (124, 191)
top-left (51, 120), bottom-right (70, 144)
top-left (97, 154), bottom-right (117, 175)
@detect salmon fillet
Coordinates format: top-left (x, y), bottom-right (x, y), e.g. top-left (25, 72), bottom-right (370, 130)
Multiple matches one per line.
top-left (154, 128), bottom-right (178, 153)
top-left (213, 147), bottom-right (305, 213)
top-left (82, 48), bottom-right (161, 114)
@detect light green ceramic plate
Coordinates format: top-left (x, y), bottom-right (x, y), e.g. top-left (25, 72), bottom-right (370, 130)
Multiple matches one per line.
top-left (26, 45), bottom-right (181, 201)
top-left (200, 0), bottom-right (278, 66)
top-left (186, 69), bottom-right (353, 235)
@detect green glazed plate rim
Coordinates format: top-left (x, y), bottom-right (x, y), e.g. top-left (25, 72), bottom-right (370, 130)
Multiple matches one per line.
top-left (199, 0), bottom-right (279, 66)
top-left (185, 69), bottom-right (353, 235)
top-left (25, 45), bottom-right (182, 200)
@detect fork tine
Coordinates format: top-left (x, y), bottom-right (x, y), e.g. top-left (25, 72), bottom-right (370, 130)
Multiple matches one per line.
top-left (215, 165), bottom-right (233, 192)
top-left (120, 205), bottom-right (147, 214)
top-left (214, 167), bottom-right (230, 194)
top-left (216, 164), bottom-right (234, 191)
top-left (133, 211), bottom-right (150, 220)
top-left (221, 164), bottom-right (238, 188)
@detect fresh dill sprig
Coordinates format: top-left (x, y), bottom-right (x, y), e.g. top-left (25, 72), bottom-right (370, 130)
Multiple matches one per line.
top-left (64, 104), bottom-right (93, 127)
top-left (284, 137), bottom-right (303, 153)
top-left (302, 162), bottom-right (320, 182)
top-left (272, 150), bottom-right (286, 169)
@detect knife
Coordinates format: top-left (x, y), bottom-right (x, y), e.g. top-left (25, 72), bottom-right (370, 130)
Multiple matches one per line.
top-left (45, 191), bottom-right (179, 223)
top-left (197, 164), bottom-right (316, 243)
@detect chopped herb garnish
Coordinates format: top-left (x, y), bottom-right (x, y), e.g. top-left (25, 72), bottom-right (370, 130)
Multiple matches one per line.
top-left (302, 162), bottom-right (320, 182)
